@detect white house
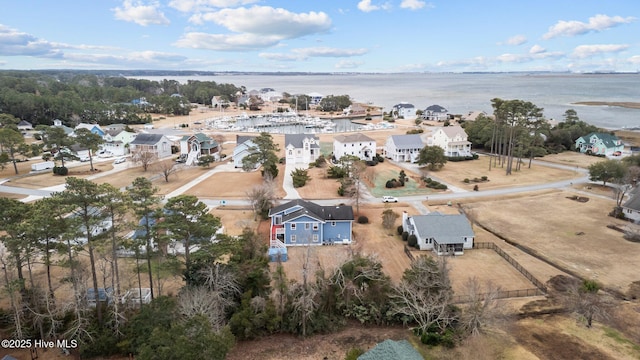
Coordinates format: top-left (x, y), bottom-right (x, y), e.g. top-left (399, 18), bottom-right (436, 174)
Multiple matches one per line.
top-left (233, 135), bottom-right (258, 168)
top-left (103, 129), bottom-right (137, 156)
top-left (285, 134), bottom-right (320, 164)
top-left (73, 123), bottom-right (105, 137)
top-left (429, 126), bottom-right (472, 157)
top-left (385, 134), bottom-right (424, 163)
top-left (129, 133), bottom-right (173, 159)
top-left (402, 212), bottom-right (475, 255)
top-left (307, 92), bottom-right (324, 105)
top-left (622, 191), bottom-right (640, 223)
top-left (17, 120), bottom-right (33, 131)
top-left (391, 102), bottom-right (417, 120)
top-left (422, 105), bottom-right (449, 121)
top-left (333, 134), bottom-right (376, 161)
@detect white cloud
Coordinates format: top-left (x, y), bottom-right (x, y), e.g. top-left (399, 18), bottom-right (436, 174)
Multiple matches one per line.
top-left (112, 0), bottom-right (170, 26)
top-left (357, 0), bottom-right (391, 12)
top-left (195, 6), bottom-right (331, 39)
top-left (335, 60), bottom-right (364, 69)
top-left (0, 25), bottom-right (58, 56)
top-left (400, 0), bottom-right (429, 10)
top-left (529, 45), bottom-right (545, 54)
top-left (543, 14), bottom-right (635, 39)
top-left (572, 44), bottom-right (629, 58)
top-left (173, 32), bottom-right (282, 51)
top-left (504, 35), bottom-right (527, 46)
top-left (629, 55), bottom-right (640, 64)
top-left (168, 0), bottom-right (259, 13)
top-left (260, 47), bottom-right (368, 62)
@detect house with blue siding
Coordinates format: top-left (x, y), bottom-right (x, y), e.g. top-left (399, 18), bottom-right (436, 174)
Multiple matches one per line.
top-left (268, 200), bottom-right (354, 247)
top-left (575, 132), bottom-right (624, 156)
top-left (233, 135), bottom-right (258, 168)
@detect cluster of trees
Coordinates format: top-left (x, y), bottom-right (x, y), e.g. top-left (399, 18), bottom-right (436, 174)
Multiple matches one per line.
top-left (241, 132), bottom-right (280, 179)
top-left (0, 71), bottom-right (243, 126)
top-left (588, 154), bottom-right (640, 217)
top-left (462, 102), bottom-right (600, 175)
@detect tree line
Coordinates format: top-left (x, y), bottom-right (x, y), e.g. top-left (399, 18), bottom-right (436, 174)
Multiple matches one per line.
top-left (0, 71), bottom-right (243, 126)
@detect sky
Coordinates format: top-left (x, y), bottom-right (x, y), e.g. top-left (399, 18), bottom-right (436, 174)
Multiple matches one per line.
top-left (1, 1), bottom-right (639, 73)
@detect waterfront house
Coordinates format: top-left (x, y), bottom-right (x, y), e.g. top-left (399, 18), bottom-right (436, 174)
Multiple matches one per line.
top-left (429, 126), bottom-right (472, 157)
top-left (385, 134), bottom-right (424, 162)
top-left (73, 123), bottom-right (105, 138)
top-left (285, 134), bottom-right (320, 164)
top-left (622, 191), bottom-right (640, 223)
top-left (179, 132), bottom-right (219, 165)
top-left (391, 102), bottom-right (417, 120)
top-left (422, 104), bottom-right (449, 121)
top-left (461, 110), bottom-right (490, 122)
top-left (308, 92), bottom-right (324, 105)
top-left (342, 103), bottom-right (368, 116)
top-left (268, 199), bottom-right (354, 247)
top-left (575, 132), bottom-right (624, 156)
top-left (333, 133), bottom-right (376, 161)
top-left (233, 135), bottom-right (258, 168)
top-left (402, 212), bottom-right (474, 255)
top-left (129, 133), bottom-right (172, 159)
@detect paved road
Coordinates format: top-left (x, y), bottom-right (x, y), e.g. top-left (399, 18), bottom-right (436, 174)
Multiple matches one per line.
top-left (1, 155), bottom-right (598, 208)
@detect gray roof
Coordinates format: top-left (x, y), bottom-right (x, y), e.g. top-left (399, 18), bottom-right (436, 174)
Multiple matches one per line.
top-left (576, 132), bottom-right (621, 148)
top-left (623, 192), bottom-right (640, 211)
top-left (425, 104), bottom-right (447, 112)
top-left (130, 133), bottom-right (165, 145)
top-left (412, 213), bottom-right (474, 244)
top-left (358, 339), bottom-right (423, 360)
top-left (236, 135), bottom-right (257, 145)
top-left (269, 199), bottom-right (354, 221)
top-left (389, 134), bottom-right (424, 149)
top-left (393, 103), bottom-right (415, 109)
top-left (285, 134), bottom-right (320, 148)
top-left (334, 133), bottom-right (375, 143)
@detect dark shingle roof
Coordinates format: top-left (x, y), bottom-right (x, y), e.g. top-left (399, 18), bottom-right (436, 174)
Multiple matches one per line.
top-left (237, 135), bottom-right (257, 145)
top-left (425, 104), bottom-right (447, 112)
top-left (131, 133), bottom-right (165, 145)
top-left (393, 103), bottom-right (415, 109)
top-left (269, 199), bottom-right (353, 221)
top-left (285, 134), bottom-right (320, 149)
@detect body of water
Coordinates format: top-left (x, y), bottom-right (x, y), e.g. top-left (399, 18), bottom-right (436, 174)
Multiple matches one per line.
top-left (135, 73), bottom-right (640, 130)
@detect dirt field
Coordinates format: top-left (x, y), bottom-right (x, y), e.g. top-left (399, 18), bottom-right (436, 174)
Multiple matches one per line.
top-left (463, 190), bottom-right (639, 294)
top-left (183, 163), bottom-right (287, 199)
top-left (537, 151), bottom-right (608, 169)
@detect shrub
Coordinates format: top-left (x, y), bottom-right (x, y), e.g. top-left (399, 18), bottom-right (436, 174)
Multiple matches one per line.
top-left (337, 185), bottom-right (345, 196)
top-left (345, 348), bottom-right (365, 360)
top-left (397, 225), bottom-right (404, 235)
top-left (357, 216), bottom-right (369, 224)
top-left (53, 166), bottom-right (68, 176)
top-left (481, 175), bottom-right (488, 181)
top-left (463, 178), bottom-right (470, 183)
top-left (366, 160), bottom-right (378, 166)
top-left (402, 231), bottom-right (409, 241)
top-left (408, 234), bottom-right (418, 248)
top-left (375, 154), bottom-right (384, 162)
top-left (385, 179), bottom-right (399, 188)
top-left (473, 184), bottom-right (479, 191)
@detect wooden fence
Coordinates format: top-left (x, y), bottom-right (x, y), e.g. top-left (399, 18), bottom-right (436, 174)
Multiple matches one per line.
top-left (473, 242), bottom-right (547, 293)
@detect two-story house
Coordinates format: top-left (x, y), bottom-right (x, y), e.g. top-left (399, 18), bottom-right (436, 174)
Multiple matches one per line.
top-left (103, 129), bottom-right (137, 156)
top-left (385, 134), bottom-right (424, 163)
top-left (333, 134), bottom-right (376, 161)
top-left (575, 132), bottom-right (624, 156)
top-left (285, 134), bottom-right (320, 164)
top-left (422, 105), bottom-right (449, 121)
top-left (268, 200), bottom-right (354, 248)
top-left (402, 212), bottom-right (475, 255)
top-left (179, 133), bottom-right (219, 165)
top-left (391, 102), bottom-right (417, 120)
top-left (429, 126), bottom-right (472, 157)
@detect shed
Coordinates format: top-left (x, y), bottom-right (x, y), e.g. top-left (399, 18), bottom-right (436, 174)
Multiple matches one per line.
top-left (358, 339), bottom-right (423, 360)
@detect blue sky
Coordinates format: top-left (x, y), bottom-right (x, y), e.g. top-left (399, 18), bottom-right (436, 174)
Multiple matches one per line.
top-left (1, 1), bottom-right (638, 73)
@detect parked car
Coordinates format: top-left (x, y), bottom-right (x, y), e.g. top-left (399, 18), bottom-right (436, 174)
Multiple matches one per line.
top-left (114, 157), bottom-right (126, 164)
top-left (382, 196), bottom-right (398, 203)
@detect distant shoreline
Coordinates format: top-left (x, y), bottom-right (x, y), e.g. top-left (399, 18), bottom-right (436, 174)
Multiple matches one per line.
top-left (573, 101), bottom-right (640, 110)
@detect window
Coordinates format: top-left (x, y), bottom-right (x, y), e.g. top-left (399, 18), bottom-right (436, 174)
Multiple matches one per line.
top-left (291, 235), bottom-right (296, 243)
top-left (274, 216), bottom-right (282, 225)
top-left (313, 223), bottom-right (319, 230)
top-left (331, 221), bottom-right (336, 226)
top-left (289, 150), bottom-right (293, 155)
top-left (291, 223), bottom-right (296, 230)
top-left (305, 223), bottom-right (310, 230)
top-left (312, 234), bottom-right (319, 242)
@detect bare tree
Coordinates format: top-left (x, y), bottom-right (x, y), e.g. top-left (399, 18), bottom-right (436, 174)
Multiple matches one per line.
top-left (458, 277), bottom-right (503, 336)
top-left (390, 256), bottom-right (454, 333)
top-left (178, 280), bottom-right (239, 332)
top-left (381, 208), bottom-right (400, 232)
top-left (156, 160), bottom-right (180, 182)
top-left (562, 279), bottom-right (613, 328)
top-left (1, 250), bottom-right (24, 339)
top-left (246, 174), bottom-right (277, 220)
top-left (131, 148), bottom-right (157, 171)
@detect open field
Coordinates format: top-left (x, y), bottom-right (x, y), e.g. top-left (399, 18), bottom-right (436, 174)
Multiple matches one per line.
top-left (537, 151), bottom-right (609, 168)
top-left (210, 206), bottom-right (260, 235)
top-left (294, 165), bottom-right (342, 199)
top-left (184, 163), bottom-right (287, 199)
top-left (463, 190), bottom-right (639, 294)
